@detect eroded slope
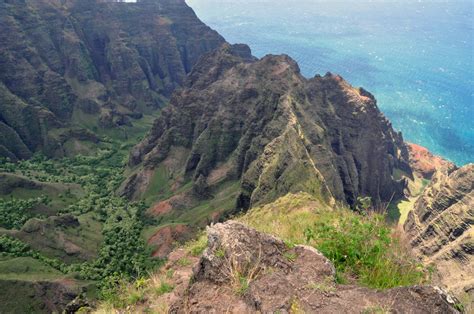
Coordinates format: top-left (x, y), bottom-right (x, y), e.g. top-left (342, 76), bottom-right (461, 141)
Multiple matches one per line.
top-left (123, 44), bottom-right (411, 237)
top-left (404, 164), bottom-right (474, 306)
top-left (0, 0), bottom-right (224, 159)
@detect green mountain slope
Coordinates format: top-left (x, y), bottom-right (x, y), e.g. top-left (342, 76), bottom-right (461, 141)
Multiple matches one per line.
top-left (0, 0), bottom-right (224, 160)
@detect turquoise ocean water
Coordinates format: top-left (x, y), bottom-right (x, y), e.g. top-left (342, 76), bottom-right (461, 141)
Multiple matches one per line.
top-left (187, 0), bottom-right (473, 165)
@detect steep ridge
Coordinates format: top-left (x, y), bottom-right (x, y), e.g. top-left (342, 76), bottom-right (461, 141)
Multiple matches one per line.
top-left (123, 43), bottom-right (411, 223)
top-left (404, 164), bottom-right (474, 307)
top-left (0, 0), bottom-right (225, 159)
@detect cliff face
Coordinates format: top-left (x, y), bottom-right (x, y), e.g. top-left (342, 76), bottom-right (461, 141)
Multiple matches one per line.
top-left (404, 164), bottom-right (474, 303)
top-left (0, 0), bottom-right (225, 159)
top-left (407, 143), bottom-right (455, 180)
top-left (124, 44), bottom-right (410, 211)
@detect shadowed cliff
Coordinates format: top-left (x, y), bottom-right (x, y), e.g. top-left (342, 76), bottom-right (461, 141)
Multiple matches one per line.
top-left (0, 0), bottom-right (225, 160)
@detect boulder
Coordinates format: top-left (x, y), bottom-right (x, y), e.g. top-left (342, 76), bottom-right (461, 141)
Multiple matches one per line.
top-left (170, 221), bottom-right (458, 313)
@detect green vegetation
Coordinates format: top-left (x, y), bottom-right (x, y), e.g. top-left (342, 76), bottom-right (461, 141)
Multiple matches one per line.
top-left (184, 233), bottom-right (208, 257)
top-left (235, 274), bottom-right (251, 296)
top-left (176, 257), bottom-right (191, 267)
top-left (362, 305), bottom-right (392, 314)
top-left (142, 165), bottom-right (172, 205)
top-left (215, 248), bottom-right (226, 258)
top-left (155, 281), bottom-right (174, 296)
top-left (0, 123), bottom-right (160, 300)
top-left (240, 192), bottom-right (428, 290)
top-left (0, 257), bottom-right (63, 281)
top-left (0, 234), bottom-right (68, 272)
top-left (0, 235), bottom-right (30, 256)
top-left (95, 271), bottom-right (175, 311)
top-left (283, 251), bottom-right (297, 262)
top-left (0, 197), bottom-right (47, 229)
top-left (386, 174), bottom-right (431, 225)
top-left (306, 278), bottom-right (336, 293)
top-left (303, 215), bottom-right (424, 288)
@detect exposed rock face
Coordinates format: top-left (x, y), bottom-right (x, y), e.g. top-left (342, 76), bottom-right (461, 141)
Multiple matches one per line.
top-left (407, 143), bottom-right (455, 179)
top-left (0, 0), bottom-right (225, 159)
top-left (147, 224), bottom-right (191, 258)
top-left (168, 221), bottom-right (457, 313)
top-left (124, 44), bottom-right (411, 209)
top-left (404, 164), bottom-right (474, 305)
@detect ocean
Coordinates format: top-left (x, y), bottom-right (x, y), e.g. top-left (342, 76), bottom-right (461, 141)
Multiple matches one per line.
top-left (187, 0), bottom-right (473, 165)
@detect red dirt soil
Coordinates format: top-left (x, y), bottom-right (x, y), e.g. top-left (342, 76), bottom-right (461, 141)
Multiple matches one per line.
top-left (407, 143), bottom-right (454, 179)
top-left (148, 224), bottom-right (191, 258)
top-left (149, 200), bottom-right (173, 216)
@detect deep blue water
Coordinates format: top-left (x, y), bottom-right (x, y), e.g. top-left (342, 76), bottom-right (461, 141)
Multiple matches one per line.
top-left (187, 0), bottom-right (473, 165)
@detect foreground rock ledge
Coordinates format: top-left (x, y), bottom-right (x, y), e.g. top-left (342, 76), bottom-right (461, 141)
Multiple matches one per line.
top-left (169, 221), bottom-right (458, 313)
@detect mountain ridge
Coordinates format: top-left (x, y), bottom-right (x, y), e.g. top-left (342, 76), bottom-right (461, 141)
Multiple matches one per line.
top-left (122, 43), bottom-right (411, 212)
top-left (0, 1), bottom-right (470, 313)
top-left (0, 0), bottom-right (225, 160)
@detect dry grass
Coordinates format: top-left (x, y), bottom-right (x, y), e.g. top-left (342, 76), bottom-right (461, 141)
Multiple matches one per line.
top-left (222, 247), bottom-right (263, 296)
top-left (92, 271), bottom-right (172, 313)
top-left (238, 192), bottom-right (346, 247)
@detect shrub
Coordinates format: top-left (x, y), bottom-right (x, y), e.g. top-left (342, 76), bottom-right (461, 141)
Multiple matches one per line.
top-left (0, 197), bottom-right (47, 229)
top-left (0, 235), bottom-right (30, 255)
top-left (304, 214), bottom-right (425, 288)
top-left (240, 193), bottom-right (427, 290)
top-left (185, 234), bottom-right (208, 257)
top-left (155, 281), bottom-right (174, 296)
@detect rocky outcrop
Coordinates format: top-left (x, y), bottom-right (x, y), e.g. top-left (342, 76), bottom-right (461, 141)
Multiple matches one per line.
top-left (404, 164), bottom-right (474, 306)
top-left (407, 143), bottom-right (455, 179)
top-left (0, 0), bottom-right (225, 159)
top-left (124, 44), bottom-right (411, 210)
top-left (147, 224), bottom-right (192, 258)
top-left (168, 221), bottom-right (458, 313)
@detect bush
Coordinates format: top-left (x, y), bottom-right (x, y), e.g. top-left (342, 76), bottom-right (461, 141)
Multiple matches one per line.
top-left (0, 197), bottom-right (47, 229)
top-left (0, 235), bottom-right (30, 255)
top-left (240, 193), bottom-right (427, 290)
top-left (304, 214), bottom-right (426, 289)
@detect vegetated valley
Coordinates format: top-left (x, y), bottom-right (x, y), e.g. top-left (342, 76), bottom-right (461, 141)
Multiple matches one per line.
top-left (0, 0), bottom-right (472, 313)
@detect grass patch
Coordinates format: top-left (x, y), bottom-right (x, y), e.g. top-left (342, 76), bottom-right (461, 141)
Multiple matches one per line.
top-left (239, 192), bottom-right (428, 290)
top-left (95, 270), bottom-right (175, 312)
top-left (222, 250), bottom-right (262, 296)
top-left (306, 279), bottom-right (336, 293)
top-left (215, 248), bottom-right (225, 258)
top-left (283, 251), bottom-right (297, 262)
top-left (0, 257), bottom-right (63, 281)
top-left (154, 281), bottom-right (174, 296)
top-left (306, 215), bottom-right (425, 288)
top-left (184, 233), bottom-right (208, 257)
top-left (143, 165), bottom-right (172, 205)
top-left (176, 257), bottom-right (191, 267)
top-left (362, 305), bottom-right (392, 314)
